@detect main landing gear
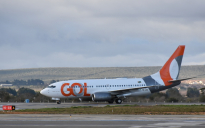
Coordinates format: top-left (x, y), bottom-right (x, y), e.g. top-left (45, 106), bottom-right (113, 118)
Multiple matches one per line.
top-left (57, 100), bottom-right (61, 104)
top-left (115, 99), bottom-right (122, 104)
top-left (108, 99), bottom-right (122, 104)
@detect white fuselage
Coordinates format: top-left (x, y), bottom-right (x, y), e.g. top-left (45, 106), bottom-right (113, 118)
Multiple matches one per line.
top-left (40, 78), bottom-right (152, 99)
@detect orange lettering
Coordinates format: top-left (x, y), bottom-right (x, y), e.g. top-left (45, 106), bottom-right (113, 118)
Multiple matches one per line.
top-left (61, 83), bottom-right (72, 96)
top-left (84, 83), bottom-right (91, 96)
top-left (61, 82), bottom-right (91, 97)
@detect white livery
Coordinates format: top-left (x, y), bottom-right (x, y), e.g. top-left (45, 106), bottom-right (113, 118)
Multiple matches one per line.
top-left (41, 45), bottom-right (190, 104)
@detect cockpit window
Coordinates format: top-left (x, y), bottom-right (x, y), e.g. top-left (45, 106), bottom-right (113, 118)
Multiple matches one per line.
top-left (46, 85), bottom-right (56, 88)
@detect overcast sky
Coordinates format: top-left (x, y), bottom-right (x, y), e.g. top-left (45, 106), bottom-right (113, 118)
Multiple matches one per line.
top-left (0, 0), bottom-right (205, 69)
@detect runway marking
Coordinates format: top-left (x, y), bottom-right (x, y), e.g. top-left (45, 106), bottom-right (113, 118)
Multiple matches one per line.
top-left (1, 123), bottom-right (205, 128)
top-left (0, 124), bottom-right (139, 126)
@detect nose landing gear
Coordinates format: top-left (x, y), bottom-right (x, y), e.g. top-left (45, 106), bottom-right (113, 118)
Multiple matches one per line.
top-left (57, 100), bottom-right (61, 104)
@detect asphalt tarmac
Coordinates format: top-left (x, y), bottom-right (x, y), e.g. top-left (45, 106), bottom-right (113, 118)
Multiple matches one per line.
top-left (1, 102), bottom-right (205, 110)
top-left (1, 103), bottom-right (205, 128)
top-left (0, 114), bottom-right (205, 128)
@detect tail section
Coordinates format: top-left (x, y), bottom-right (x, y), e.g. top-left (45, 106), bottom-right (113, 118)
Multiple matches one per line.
top-left (150, 45), bottom-right (185, 86)
top-left (160, 45), bottom-right (185, 85)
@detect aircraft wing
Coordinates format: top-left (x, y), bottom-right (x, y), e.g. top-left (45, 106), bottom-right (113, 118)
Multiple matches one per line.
top-left (108, 85), bottom-right (159, 95)
top-left (108, 76), bottom-right (198, 96)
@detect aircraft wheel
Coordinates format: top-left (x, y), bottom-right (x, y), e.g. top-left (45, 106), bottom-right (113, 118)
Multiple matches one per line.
top-left (57, 100), bottom-right (61, 104)
top-left (115, 99), bottom-right (122, 104)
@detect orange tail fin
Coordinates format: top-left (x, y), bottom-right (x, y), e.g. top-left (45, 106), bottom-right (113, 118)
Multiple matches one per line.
top-left (159, 45), bottom-right (185, 86)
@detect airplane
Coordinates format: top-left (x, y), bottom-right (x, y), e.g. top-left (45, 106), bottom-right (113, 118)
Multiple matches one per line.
top-left (40, 45), bottom-right (193, 104)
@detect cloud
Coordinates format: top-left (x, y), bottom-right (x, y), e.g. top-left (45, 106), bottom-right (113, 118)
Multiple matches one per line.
top-left (0, 0), bottom-right (205, 69)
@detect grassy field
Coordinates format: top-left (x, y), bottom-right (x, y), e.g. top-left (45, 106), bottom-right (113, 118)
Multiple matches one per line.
top-left (2, 105), bottom-right (205, 115)
top-left (0, 65), bottom-right (205, 83)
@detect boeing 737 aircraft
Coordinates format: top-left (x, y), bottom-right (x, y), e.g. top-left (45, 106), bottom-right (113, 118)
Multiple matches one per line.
top-left (40, 45), bottom-right (193, 104)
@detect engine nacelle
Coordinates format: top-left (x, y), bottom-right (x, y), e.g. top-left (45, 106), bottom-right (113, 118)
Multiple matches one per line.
top-left (92, 92), bottom-right (112, 101)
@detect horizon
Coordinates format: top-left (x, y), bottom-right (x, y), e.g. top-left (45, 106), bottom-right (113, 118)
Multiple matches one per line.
top-left (0, 64), bottom-right (205, 71)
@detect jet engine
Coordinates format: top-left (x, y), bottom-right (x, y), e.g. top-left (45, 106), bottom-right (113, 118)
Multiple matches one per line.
top-left (92, 92), bottom-right (112, 101)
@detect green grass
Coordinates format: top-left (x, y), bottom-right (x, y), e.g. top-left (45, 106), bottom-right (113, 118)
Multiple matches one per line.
top-left (2, 105), bottom-right (205, 115)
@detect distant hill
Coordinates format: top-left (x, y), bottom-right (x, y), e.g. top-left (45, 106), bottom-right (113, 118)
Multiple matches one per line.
top-left (0, 65), bottom-right (205, 83)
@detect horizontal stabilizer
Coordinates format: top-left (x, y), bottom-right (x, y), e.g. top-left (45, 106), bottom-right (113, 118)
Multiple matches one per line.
top-left (199, 88), bottom-right (205, 91)
top-left (168, 77), bottom-right (196, 83)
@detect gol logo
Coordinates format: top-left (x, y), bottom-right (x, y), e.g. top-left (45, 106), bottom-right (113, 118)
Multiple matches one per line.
top-left (61, 83), bottom-right (90, 96)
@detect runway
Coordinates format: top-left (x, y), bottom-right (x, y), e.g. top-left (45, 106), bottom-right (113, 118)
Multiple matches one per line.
top-left (0, 114), bottom-right (205, 128)
top-left (1, 102), bottom-right (205, 110)
top-left (1, 103), bottom-right (205, 127)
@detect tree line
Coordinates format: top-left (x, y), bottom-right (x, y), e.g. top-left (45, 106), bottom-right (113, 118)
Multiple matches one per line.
top-left (148, 87), bottom-right (201, 102)
top-left (0, 87), bottom-right (48, 102)
top-left (127, 87), bottom-right (205, 103)
top-left (0, 87), bottom-right (205, 103)
top-left (0, 79), bottom-right (60, 85)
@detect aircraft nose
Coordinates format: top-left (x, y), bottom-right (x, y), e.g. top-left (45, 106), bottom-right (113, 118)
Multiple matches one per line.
top-left (40, 89), bottom-right (45, 95)
top-left (40, 89), bottom-right (50, 97)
